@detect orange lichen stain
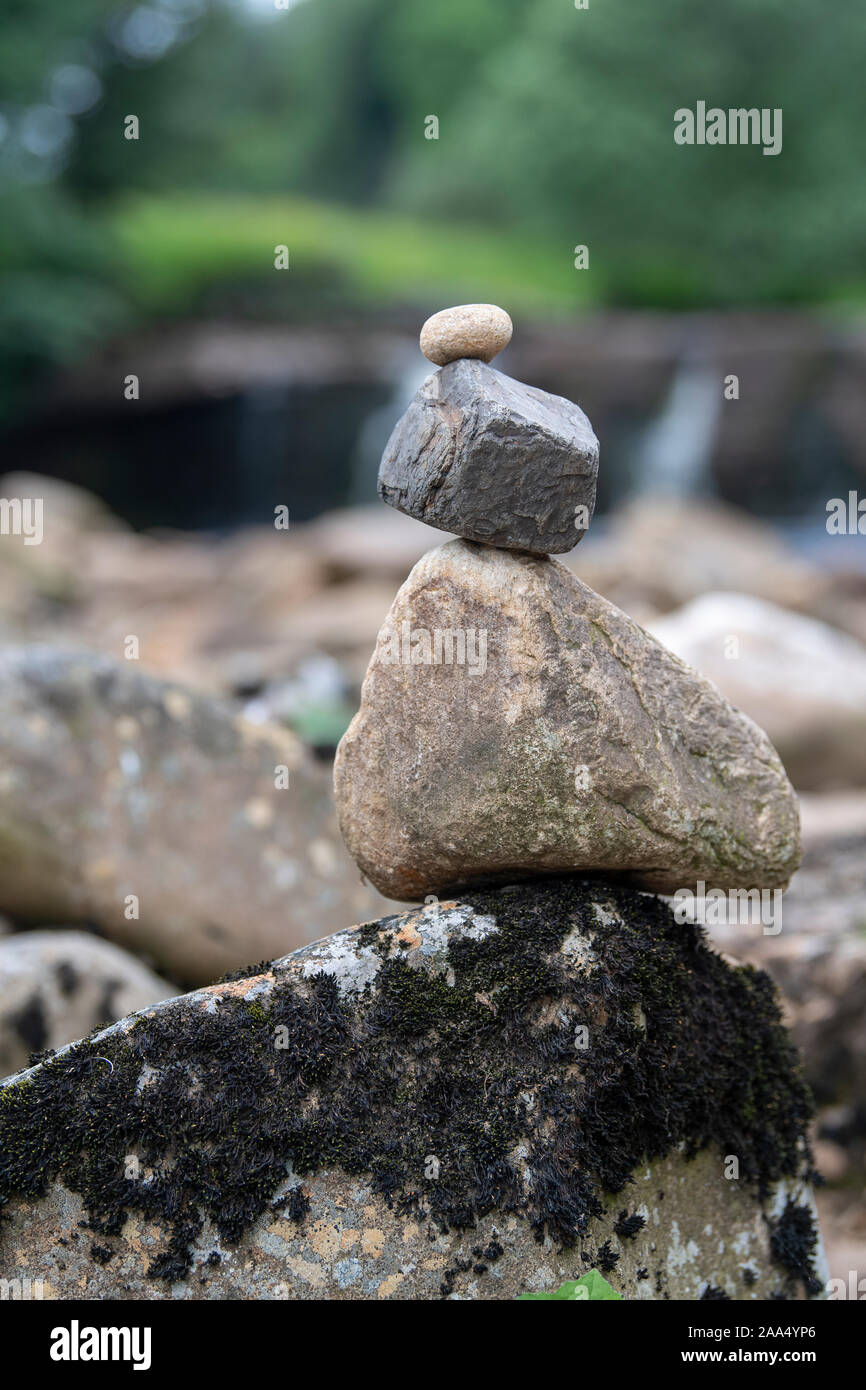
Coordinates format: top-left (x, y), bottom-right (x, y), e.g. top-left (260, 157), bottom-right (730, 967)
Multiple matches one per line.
top-left (267, 1220), bottom-right (297, 1243)
top-left (377, 1272), bottom-right (404, 1299)
top-left (395, 923), bottom-right (422, 949)
top-left (287, 1256), bottom-right (326, 1288)
top-left (199, 973), bottom-right (275, 1005)
top-left (361, 1228), bottom-right (385, 1258)
top-left (307, 1220), bottom-right (342, 1260)
top-left (123, 1217), bottom-right (144, 1254)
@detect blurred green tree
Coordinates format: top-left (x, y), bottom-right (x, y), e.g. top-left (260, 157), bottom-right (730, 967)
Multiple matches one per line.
top-left (2, 0), bottom-right (866, 417)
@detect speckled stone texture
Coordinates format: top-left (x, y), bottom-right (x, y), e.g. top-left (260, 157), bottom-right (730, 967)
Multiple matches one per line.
top-left (419, 303), bottom-right (513, 366)
top-left (378, 359), bottom-right (599, 554)
top-left (334, 540), bottom-right (801, 902)
top-left (0, 646), bottom-right (389, 985)
top-left (0, 932), bottom-right (177, 1079)
top-left (0, 882), bottom-right (826, 1300)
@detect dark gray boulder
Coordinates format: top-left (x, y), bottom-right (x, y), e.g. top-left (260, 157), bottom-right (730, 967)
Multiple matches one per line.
top-left (378, 360), bottom-right (599, 555)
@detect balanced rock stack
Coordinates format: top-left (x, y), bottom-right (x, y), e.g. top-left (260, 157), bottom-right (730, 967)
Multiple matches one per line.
top-left (0, 308), bottom-right (825, 1302)
top-left (335, 305), bottom-right (801, 903)
top-left (328, 305), bottom-right (824, 1298)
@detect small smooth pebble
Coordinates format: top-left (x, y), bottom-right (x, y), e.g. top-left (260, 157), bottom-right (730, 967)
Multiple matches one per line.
top-left (420, 304), bottom-right (512, 366)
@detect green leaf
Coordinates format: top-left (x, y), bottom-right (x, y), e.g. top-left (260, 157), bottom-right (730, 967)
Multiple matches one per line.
top-left (517, 1269), bottom-right (622, 1301)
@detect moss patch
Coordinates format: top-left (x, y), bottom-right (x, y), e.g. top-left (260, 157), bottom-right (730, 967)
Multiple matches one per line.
top-left (769, 1199), bottom-right (823, 1296)
top-left (0, 878), bottom-right (815, 1286)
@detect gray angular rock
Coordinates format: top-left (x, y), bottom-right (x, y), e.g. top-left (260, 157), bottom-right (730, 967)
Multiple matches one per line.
top-left (0, 881), bottom-right (826, 1300)
top-left (378, 359), bottom-right (599, 555)
top-left (0, 931), bottom-right (178, 1079)
top-left (0, 646), bottom-right (390, 985)
top-left (334, 540), bottom-right (801, 901)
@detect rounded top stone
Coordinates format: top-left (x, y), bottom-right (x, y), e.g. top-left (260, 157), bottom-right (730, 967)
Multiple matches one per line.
top-left (419, 304), bottom-right (513, 366)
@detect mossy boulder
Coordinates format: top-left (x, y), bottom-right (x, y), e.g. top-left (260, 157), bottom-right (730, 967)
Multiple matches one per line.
top-left (0, 879), bottom-right (826, 1300)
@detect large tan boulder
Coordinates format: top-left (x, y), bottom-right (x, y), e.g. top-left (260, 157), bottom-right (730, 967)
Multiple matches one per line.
top-left (334, 541), bottom-right (800, 901)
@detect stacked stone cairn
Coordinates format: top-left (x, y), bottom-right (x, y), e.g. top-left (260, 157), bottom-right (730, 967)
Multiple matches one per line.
top-left (0, 307), bottom-right (826, 1302)
top-left (327, 304), bottom-right (825, 1298)
top-left (335, 304), bottom-right (802, 904)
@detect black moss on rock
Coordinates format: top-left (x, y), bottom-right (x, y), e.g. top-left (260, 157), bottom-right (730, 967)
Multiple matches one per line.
top-left (595, 1239), bottom-right (619, 1273)
top-left (0, 877), bottom-right (815, 1285)
top-left (769, 1200), bottom-right (823, 1297)
top-left (614, 1210), bottom-right (646, 1240)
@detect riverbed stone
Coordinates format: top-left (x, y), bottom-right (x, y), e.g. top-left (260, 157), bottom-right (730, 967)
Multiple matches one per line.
top-left (0, 931), bottom-right (178, 1079)
top-left (419, 303), bottom-right (513, 366)
top-left (0, 880), bottom-right (826, 1300)
top-left (377, 360), bottom-right (599, 554)
top-left (0, 646), bottom-right (390, 985)
top-left (649, 592), bottom-right (866, 791)
top-left (334, 540), bottom-right (801, 902)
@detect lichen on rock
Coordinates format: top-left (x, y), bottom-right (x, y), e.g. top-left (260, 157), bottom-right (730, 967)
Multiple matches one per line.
top-left (0, 879), bottom-right (825, 1299)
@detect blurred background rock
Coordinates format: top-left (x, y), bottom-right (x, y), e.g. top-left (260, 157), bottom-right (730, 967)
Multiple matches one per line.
top-left (0, 0), bottom-right (864, 1293)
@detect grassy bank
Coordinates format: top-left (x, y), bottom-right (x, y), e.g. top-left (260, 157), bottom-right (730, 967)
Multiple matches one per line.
top-left (111, 193), bottom-right (596, 321)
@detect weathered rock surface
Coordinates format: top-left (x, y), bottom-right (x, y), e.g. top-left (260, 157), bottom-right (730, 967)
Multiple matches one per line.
top-left (0, 880), bottom-right (826, 1300)
top-left (650, 592), bottom-right (866, 791)
top-left (378, 361), bottom-right (599, 554)
top-left (0, 647), bottom-right (390, 985)
top-left (707, 791), bottom-right (866, 1168)
top-left (419, 303), bottom-right (513, 366)
top-left (0, 931), bottom-right (178, 1080)
top-left (335, 541), bottom-right (801, 901)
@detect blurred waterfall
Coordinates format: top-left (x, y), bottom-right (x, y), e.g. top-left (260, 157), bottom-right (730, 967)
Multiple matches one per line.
top-left (349, 347), bottom-right (429, 504)
top-left (633, 355), bottom-right (722, 499)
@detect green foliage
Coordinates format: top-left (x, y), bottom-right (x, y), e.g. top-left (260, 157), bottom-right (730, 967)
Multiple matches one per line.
top-left (518, 1269), bottom-right (623, 1301)
top-left (111, 193), bottom-right (591, 320)
top-left (0, 186), bottom-right (127, 418)
top-left (2, 0), bottom-right (866, 414)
